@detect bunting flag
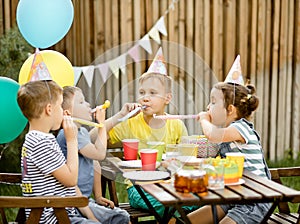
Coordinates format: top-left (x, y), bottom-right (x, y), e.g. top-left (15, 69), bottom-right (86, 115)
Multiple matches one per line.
top-left (127, 44), bottom-right (140, 62)
top-left (73, 13), bottom-right (170, 86)
top-left (28, 48), bottom-right (52, 82)
top-left (73, 67), bottom-right (82, 85)
top-left (81, 65), bottom-right (94, 87)
top-left (155, 16), bottom-right (168, 36)
top-left (108, 57), bottom-right (120, 79)
top-left (96, 63), bottom-right (109, 83)
top-left (148, 27), bottom-right (161, 44)
top-left (139, 34), bottom-right (152, 54)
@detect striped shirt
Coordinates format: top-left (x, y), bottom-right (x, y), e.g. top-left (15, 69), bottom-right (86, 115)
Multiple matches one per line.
top-left (21, 130), bottom-right (76, 224)
top-left (227, 119), bottom-right (268, 178)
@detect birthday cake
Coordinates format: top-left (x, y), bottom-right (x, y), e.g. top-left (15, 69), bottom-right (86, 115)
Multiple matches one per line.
top-left (204, 157), bottom-right (239, 184)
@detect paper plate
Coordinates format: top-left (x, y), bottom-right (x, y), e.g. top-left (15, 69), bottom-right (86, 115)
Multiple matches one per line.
top-left (118, 160), bottom-right (160, 169)
top-left (176, 156), bottom-right (203, 166)
top-left (123, 171), bottom-right (170, 181)
top-left (225, 178), bottom-right (245, 186)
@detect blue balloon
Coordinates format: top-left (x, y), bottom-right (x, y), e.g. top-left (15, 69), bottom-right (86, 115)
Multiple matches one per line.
top-left (0, 77), bottom-right (27, 144)
top-left (16, 0), bottom-right (74, 49)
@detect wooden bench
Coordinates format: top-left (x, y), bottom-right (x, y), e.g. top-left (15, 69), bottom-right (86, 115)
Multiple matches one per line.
top-left (0, 173), bottom-right (88, 224)
top-left (101, 159), bottom-right (157, 224)
top-left (268, 167), bottom-right (300, 224)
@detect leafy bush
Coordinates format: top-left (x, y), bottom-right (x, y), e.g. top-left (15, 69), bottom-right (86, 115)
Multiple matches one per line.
top-left (0, 26), bottom-right (33, 81)
top-left (0, 27), bottom-right (32, 172)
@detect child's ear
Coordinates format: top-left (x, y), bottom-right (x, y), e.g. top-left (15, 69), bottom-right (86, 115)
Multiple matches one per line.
top-left (45, 103), bottom-right (52, 115)
top-left (64, 110), bottom-right (71, 116)
top-left (165, 93), bottom-right (172, 105)
top-left (227, 104), bottom-right (236, 115)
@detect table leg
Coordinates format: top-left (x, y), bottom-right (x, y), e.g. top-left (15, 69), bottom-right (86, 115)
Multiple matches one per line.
top-left (259, 201), bottom-right (279, 224)
top-left (174, 205), bottom-right (192, 224)
top-left (133, 185), bottom-right (163, 223)
top-left (211, 205), bottom-right (218, 224)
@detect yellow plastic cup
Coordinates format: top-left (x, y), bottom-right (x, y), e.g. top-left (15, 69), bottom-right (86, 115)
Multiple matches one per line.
top-left (177, 143), bottom-right (198, 157)
top-left (225, 152), bottom-right (245, 178)
top-left (147, 141), bottom-right (165, 161)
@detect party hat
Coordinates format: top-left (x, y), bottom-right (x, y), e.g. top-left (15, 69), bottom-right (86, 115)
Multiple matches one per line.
top-left (224, 55), bottom-right (244, 85)
top-left (27, 48), bottom-right (52, 82)
top-left (146, 47), bottom-right (167, 75)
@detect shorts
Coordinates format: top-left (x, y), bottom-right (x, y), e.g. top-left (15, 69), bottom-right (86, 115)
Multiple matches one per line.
top-left (220, 202), bottom-right (272, 224)
top-left (74, 198), bottom-right (130, 224)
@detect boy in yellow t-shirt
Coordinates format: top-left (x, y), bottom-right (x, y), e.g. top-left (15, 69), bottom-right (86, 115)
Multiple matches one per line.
top-left (105, 47), bottom-right (190, 217)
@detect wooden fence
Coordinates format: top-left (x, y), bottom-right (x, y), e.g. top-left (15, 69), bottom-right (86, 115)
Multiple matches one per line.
top-left (1, 0), bottom-right (300, 161)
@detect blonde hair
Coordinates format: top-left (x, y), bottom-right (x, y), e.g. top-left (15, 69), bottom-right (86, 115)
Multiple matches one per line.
top-left (17, 80), bottom-right (62, 121)
top-left (138, 72), bottom-right (173, 93)
top-left (62, 86), bottom-right (82, 110)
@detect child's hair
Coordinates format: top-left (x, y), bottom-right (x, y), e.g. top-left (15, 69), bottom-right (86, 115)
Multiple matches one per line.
top-left (214, 82), bottom-right (259, 120)
top-left (17, 80), bottom-right (63, 121)
top-left (139, 72), bottom-right (173, 93)
top-left (62, 86), bottom-right (82, 110)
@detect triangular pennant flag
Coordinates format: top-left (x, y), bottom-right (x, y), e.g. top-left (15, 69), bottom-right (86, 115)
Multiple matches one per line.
top-left (155, 16), bottom-right (167, 36)
top-left (81, 65), bottom-right (94, 87)
top-left (148, 27), bottom-right (161, 44)
top-left (28, 48), bottom-right (52, 82)
top-left (96, 63), bottom-right (110, 83)
top-left (117, 54), bottom-right (127, 75)
top-left (224, 55), bottom-right (244, 85)
top-left (139, 34), bottom-right (153, 54)
top-left (108, 58), bottom-right (120, 79)
top-left (127, 44), bottom-right (140, 62)
top-left (146, 47), bottom-right (167, 75)
top-left (73, 67), bottom-right (82, 85)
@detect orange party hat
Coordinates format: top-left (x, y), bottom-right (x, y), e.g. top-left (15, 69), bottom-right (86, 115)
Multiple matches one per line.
top-left (224, 55), bottom-right (244, 85)
top-left (146, 47), bottom-right (167, 75)
top-left (27, 48), bottom-right (52, 82)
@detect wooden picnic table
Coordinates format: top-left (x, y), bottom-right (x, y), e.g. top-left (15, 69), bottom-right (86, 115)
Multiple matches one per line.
top-left (101, 156), bottom-right (300, 224)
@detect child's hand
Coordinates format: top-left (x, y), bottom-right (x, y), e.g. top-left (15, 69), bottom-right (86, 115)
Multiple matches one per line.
top-left (95, 107), bottom-right (106, 123)
top-left (96, 196), bottom-right (115, 209)
top-left (119, 103), bottom-right (141, 117)
top-left (198, 111), bottom-right (211, 122)
top-left (62, 115), bottom-right (78, 142)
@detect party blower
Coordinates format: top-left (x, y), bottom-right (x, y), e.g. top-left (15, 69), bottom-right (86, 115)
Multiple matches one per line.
top-left (118, 105), bottom-right (147, 122)
top-left (73, 100), bottom-right (111, 128)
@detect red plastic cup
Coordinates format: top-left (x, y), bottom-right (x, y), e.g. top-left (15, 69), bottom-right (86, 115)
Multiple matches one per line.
top-left (122, 139), bottom-right (139, 160)
top-left (140, 149), bottom-right (158, 171)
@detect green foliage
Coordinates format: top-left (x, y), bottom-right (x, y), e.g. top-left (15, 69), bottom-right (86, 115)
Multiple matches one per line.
top-left (0, 27), bottom-right (31, 172)
top-left (0, 26), bottom-right (33, 81)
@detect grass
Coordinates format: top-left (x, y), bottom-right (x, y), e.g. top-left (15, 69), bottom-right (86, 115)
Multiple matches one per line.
top-left (1, 156), bottom-right (300, 221)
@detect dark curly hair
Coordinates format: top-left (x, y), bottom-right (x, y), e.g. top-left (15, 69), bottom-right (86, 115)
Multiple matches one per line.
top-left (213, 82), bottom-right (259, 120)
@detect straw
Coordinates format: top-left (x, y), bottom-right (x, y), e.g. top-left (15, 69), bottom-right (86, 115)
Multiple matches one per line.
top-left (118, 105), bottom-right (147, 122)
top-left (153, 114), bottom-right (199, 120)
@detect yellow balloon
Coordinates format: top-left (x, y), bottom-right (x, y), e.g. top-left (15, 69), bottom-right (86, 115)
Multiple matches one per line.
top-left (19, 50), bottom-right (74, 87)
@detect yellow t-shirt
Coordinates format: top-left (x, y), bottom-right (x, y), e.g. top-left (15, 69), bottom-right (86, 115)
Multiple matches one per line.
top-left (109, 112), bottom-right (188, 152)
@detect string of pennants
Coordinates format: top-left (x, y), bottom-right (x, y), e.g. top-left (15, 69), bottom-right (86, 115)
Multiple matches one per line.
top-left (73, 0), bottom-right (179, 87)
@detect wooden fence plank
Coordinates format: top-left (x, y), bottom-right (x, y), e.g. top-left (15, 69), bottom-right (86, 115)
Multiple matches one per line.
top-left (262, 0), bottom-right (272, 155)
top-left (270, 0), bottom-right (280, 160)
top-left (255, 0), bottom-right (266, 149)
top-left (277, 0), bottom-right (288, 159)
top-left (293, 0), bottom-right (300, 159)
top-left (212, 0), bottom-right (223, 81)
top-left (284, 0), bottom-right (294, 151)
top-left (0, 0), bottom-right (3, 34)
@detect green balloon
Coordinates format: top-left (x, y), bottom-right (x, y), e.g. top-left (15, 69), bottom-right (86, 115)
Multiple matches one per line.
top-left (0, 77), bottom-right (27, 144)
